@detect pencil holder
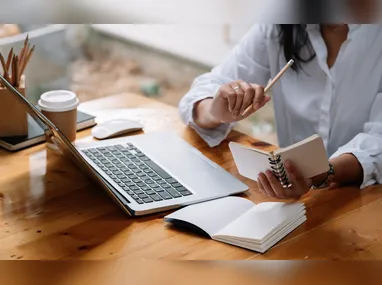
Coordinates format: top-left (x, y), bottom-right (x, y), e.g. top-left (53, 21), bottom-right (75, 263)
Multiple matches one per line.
top-left (0, 79), bottom-right (28, 137)
top-left (0, 35), bottom-right (35, 138)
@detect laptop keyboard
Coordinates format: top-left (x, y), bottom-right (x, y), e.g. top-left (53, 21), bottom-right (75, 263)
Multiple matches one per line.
top-left (82, 143), bottom-right (193, 204)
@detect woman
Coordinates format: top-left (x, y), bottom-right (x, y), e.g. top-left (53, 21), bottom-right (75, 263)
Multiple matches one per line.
top-left (178, 24), bottom-right (382, 199)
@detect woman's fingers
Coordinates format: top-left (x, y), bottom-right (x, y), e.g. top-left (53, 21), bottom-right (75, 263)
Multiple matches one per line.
top-left (252, 85), bottom-right (265, 111)
top-left (258, 172), bottom-right (277, 198)
top-left (230, 82), bottom-right (244, 118)
top-left (239, 81), bottom-right (255, 116)
top-left (264, 170), bottom-right (286, 198)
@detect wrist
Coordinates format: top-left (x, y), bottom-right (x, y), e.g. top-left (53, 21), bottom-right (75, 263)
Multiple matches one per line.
top-left (311, 163), bottom-right (335, 189)
top-left (194, 99), bottom-right (221, 128)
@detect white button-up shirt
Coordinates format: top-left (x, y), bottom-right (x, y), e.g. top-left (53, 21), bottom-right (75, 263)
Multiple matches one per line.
top-left (179, 24), bottom-right (382, 189)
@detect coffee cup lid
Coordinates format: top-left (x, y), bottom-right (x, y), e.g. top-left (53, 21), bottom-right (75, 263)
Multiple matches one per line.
top-left (38, 90), bottom-right (79, 112)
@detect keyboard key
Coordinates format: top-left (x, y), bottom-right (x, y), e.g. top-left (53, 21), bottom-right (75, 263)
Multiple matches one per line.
top-left (166, 188), bottom-right (182, 198)
top-left (158, 180), bottom-right (167, 185)
top-left (132, 178), bottom-right (141, 183)
top-left (131, 158), bottom-right (140, 163)
top-left (100, 159), bottom-right (109, 164)
top-left (141, 157), bottom-right (151, 162)
top-left (158, 191), bottom-right (172, 200)
top-left (151, 184), bottom-right (160, 189)
top-left (150, 194), bottom-right (163, 201)
top-left (166, 178), bottom-right (177, 184)
top-left (89, 148), bottom-right (98, 153)
top-left (125, 182), bottom-right (135, 187)
top-left (175, 186), bottom-right (187, 192)
top-left (146, 179), bottom-right (155, 184)
top-left (141, 186), bottom-right (151, 192)
top-left (131, 186), bottom-right (139, 191)
top-left (143, 197), bottom-right (153, 203)
top-left (162, 184), bottom-right (172, 189)
top-left (110, 175), bottom-right (117, 179)
top-left (117, 182), bottom-right (125, 187)
top-left (126, 190), bottom-right (134, 195)
top-left (179, 190), bottom-right (192, 196)
top-left (138, 193), bottom-right (148, 199)
top-left (106, 146), bottom-right (117, 151)
top-left (121, 178), bottom-right (130, 183)
top-left (137, 182), bottom-right (146, 187)
top-left (172, 182), bottom-right (183, 188)
top-left (132, 169), bottom-right (141, 173)
top-left (116, 145), bottom-right (126, 150)
top-left (148, 173), bottom-right (157, 178)
top-left (135, 190), bottom-right (144, 195)
top-left (117, 175), bottom-right (126, 179)
top-left (104, 153), bottom-right (113, 157)
top-left (128, 174), bottom-right (136, 179)
top-left (137, 173), bottom-right (146, 177)
top-left (145, 190), bottom-right (156, 195)
top-left (144, 161), bottom-right (171, 179)
top-left (105, 171), bottom-right (113, 176)
top-left (136, 200), bottom-right (144, 204)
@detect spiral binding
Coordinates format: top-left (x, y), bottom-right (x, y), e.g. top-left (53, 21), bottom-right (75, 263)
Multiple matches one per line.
top-left (268, 154), bottom-right (290, 187)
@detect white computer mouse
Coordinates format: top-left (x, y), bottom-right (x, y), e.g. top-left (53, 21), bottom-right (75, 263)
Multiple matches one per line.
top-left (91, 118), bottom-right (144, 140)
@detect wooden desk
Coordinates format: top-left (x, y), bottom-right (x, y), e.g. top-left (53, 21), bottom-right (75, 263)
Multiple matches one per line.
top-left (1, 93), bottom-right (382, 260)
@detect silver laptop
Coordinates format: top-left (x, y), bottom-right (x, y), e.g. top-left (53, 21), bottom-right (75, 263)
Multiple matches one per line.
top-left (0, 74), bottom-right (248, 216)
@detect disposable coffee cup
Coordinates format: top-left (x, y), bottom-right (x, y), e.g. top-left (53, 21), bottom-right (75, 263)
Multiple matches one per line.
top-left (38, 90), bottom-right (79, 150)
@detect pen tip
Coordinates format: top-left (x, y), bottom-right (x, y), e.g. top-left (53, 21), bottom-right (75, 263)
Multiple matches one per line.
top-left (288, 59), bottom-right (294, 66)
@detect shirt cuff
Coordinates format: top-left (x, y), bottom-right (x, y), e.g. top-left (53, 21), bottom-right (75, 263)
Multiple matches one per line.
top-left (330, 147), bottom-right (376, 189)
top-left (187, 90), bottom-right (235, 148)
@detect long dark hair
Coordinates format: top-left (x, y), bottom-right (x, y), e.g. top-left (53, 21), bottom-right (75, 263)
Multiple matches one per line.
top-left (277, 24), bottom-right (316, 71)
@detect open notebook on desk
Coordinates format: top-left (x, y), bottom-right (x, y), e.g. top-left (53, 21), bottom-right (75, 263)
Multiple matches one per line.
top-left (164, 196), bottom-right (306, 253)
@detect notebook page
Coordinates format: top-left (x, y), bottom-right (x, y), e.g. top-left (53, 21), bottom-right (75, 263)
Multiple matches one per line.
top-left (224, 208), bottom-right (306, 245)
top-left (164, 196), bottom-right (254, 236)
top-left (275, 135), bottom-right (329, 179)
top-left (229, 142), bottom-right (271, 181)
top-left (216, 215), bottom-right (307, 253)
top-left (213, 202), bottom-right (304, 241)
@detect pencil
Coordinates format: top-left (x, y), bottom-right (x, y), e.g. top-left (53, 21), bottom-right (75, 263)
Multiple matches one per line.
top-left (5, 47), bottom-right (13, 71)
top-left (242, 59), bottom-right (294, 117)
top-left (14, 55), bottom-right (19, 87)
top-left (20, 45), bottom-right (34, 77)
top-left (0, 52), bottom-right (10, 84)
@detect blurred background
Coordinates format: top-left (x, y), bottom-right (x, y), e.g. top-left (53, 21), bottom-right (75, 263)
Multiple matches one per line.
top-left (0, 23), bottom-right (278, 144)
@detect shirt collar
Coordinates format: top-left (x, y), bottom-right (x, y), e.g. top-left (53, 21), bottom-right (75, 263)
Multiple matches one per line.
top-left (305, 24), bottom-right (360, 39)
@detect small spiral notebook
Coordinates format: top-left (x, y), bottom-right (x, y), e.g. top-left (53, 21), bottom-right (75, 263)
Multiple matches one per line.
top-left (229, 134), bottom-right (329, 187)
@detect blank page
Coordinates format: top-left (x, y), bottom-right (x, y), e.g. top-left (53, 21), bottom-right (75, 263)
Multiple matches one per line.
top-left (214, 202), bottom-right (304, 241)
top-left (164, 196), bottom-right (254, 236)
top-left (229, 142), bottom-right (271, 181)
top-left (276, 135), bottom-right (329, 179)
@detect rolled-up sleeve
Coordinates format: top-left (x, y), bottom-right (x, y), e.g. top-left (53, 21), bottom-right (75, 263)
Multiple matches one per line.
top-left (178, 24), bottom-right (271, 147)
top-left (330, 93), bottom-right (382, 189)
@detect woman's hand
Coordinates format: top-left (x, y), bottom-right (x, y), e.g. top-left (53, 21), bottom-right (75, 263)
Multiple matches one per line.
top-left (257, 160), bottom-right (314, 199)
top-left (209, 80), bottom-right (270, 124)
